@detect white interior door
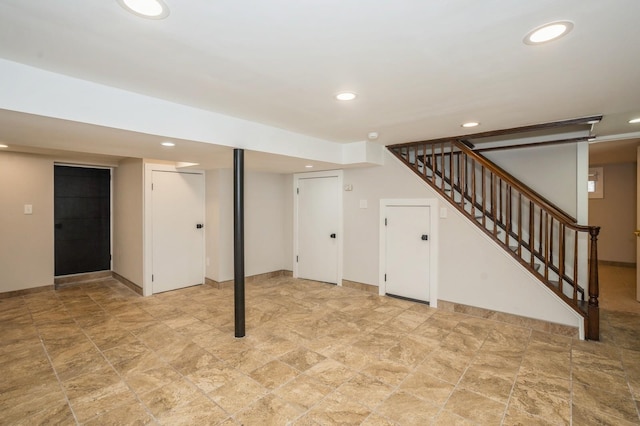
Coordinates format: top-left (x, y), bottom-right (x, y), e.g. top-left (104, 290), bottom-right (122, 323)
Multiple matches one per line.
top-left (152, 170), bottom-right (204, 293)
top-left (385, 205), bottom-right (430, 301)
top-left (297, 176), bottom-right (339, 283)
top-left (636, 146), bottom-right (640, 302)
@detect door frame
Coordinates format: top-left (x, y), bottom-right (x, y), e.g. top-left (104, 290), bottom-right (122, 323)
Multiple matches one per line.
top-left (54, 162), bottom-right (113, 276)
top-left (143, 164), bottom-right (205, 296)
top-left (293, 170), bottom-right (343, 285)
top-left (379, 198), bottom-right (439, 307)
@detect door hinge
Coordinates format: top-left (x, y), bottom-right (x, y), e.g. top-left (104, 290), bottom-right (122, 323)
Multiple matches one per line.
top-left (385, 218), bottom-right (387, 226)
top-left (152, 274), bottom-right (154, 282)
top-left (384, 273), bottom-right (387, 282)
top-left (151, 183), bottom-right (154, 190)
top-left (296, 255), bottom-right (299, 262)
top-left (296, 188), bottom-right (299, 195)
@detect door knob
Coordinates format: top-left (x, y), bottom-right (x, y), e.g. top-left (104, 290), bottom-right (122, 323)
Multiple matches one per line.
top-left (330, 233), bottom-right (336, 239)
top-left (635, 230), bottom-right (640, 237)
top-left (196, 224), bottom-right (204, 229)
top-left (421, 234), bottom-right (429, 241)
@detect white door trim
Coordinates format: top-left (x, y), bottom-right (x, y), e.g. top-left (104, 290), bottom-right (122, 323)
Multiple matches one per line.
top-left (143, 163), bottom-right (205, 296)
top-left (293, 170), bottom-right (343, 285)
top-left (379, 198), bottom-right (439, 307)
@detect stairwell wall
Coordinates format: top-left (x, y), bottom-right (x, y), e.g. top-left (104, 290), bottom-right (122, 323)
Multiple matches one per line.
top-left (342, 149), bottom-right (582, 328)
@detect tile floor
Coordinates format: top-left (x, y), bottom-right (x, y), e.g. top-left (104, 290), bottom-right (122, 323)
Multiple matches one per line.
top-left (1, 267), bottom-right (640, 425)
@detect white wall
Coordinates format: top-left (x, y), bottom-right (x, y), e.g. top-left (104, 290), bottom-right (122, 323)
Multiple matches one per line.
top-left (205, 169), bottom-right (290, 282)
top-left (0, 152), bottom-right (54, 292)
top-left (342, 150), bottom-right (581, 328)
top-left (589, 162), bottom-right (636, 263)
top-left (113, 158), bottom-right (144, 286)
top-left (484, 143), bottom-right (578, 217)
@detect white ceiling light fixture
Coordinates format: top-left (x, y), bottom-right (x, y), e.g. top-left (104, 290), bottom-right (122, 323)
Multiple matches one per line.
top-left (161, 141), bottom-right (175, 147)
top-left (335, 92), bottom-right (357, 101)
top-left (305, 164), bottom-right (314, 168)
top-left (461, 122), bottom-right (480, 128)
top-left (117, 0), bottom-right (169, 19)
top-left (524, 21), bottom-right (574, 45)
top-left (629, 118), bottom-right (640, 124)
top-left (0, 144), bottom-right (8, 148)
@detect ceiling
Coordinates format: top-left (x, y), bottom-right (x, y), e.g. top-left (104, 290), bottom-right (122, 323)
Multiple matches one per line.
top-left (0, 0), bottom-right (639, 170)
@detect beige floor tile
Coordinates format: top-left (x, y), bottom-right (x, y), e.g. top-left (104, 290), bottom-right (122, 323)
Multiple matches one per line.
top-left (458, 364), bottom-right (515, 403)
top-left (399, 370), bottom-right (454, 406)
top-left (572, 382), bottom-right (639, 424)
top-left (335, 373), bottom-right (394, 409)
top-left (138, 379), bottom-right (202, 419)
top-left (508, 369), bottom-right (571, 424)
top-left (1, 269), bottom-right (639, 425)
top-left (304, 358), bottom-right (357, 388)
top-left (445, 388), bottom-right (506, 425)
top-left (13, 401), bottom-right (76, 426)
top-left (279, 346), bottom-right (326, 372)
top-left (249, 359), bottom-right (299, 390)
top-left (209, 374), bottom-right (269, 414)
top-left (154, 394), bottom-right (228, 425)
top-left (375, 390), bottom-right (440, 424)
top-left (432, 410), bottom-right (476, 425)
top-left (69, 380), bottom-right (139, 423)
top-left (83, 400), bottom-right (155, 425)
top-left (298, 391), bottom-right (371, 425)
top-left (235, 394), bottom-right (304, 426)
top-left (273, 374), bottom-right (333, 410)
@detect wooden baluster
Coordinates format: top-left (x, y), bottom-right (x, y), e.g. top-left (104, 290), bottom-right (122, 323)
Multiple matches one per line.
top-left (559, 224), bottom-right (565, 295)
top-left (461, 153), bottom-right (466, 206)
top-left (587, 226), bottom-right (600, 340)
top-left (529, 201), bottom-right (534, 266)
top-left (517, 192), bottom-right (522, 257)
top-left (456, 150), bottom-right (461, 195)
top-left (481, 166), bottom-right (486, 227)
top-left (449, 142), bottom-right (454, 194)
top-left (471, 158), bottom-right (476, 218)
top-left (422, 144), bottom-right (428, 178)
top-left (492, 174), bottom-right (497, 236)
top-left (549, 216), bottom-right (554, 268)
top-left (538, 206), bottom-right (543, 256)
top-left (499, 178), bottom-right (503, 226)
top-left (505, 185), bottom-right (511, 247)
top-left (431, 144), bottom-right (436, 183)
top-left (544, 212), bottom-right (549, 280)
top-left (573, 231), bottom-right (579, 302)
top-left (440, 143), bottom-right (445, 192)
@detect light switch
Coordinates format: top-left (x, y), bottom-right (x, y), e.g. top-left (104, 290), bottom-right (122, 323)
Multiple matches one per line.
top-left (24, 204), bottom-right (33, 215)
top-left (359, 199), bottom-right (368, 209)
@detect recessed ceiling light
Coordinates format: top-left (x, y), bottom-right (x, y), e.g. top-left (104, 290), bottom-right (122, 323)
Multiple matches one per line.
top-left (117, 0), bottom-right (169, 19)
top-left (336, 92), bottom-right (357, 101)
top-left (461, 122), bottom-right (480, 128)
top-left (305, 164), bottom-right (314, 168)
top-left (0, 144), bottom-right (8, 148)
top-left (524, 21), bottom-right (574, 45)
top-left (161, 141), bottom-right (175, 147)
top-left (629, 118), bottom-right (640, 124)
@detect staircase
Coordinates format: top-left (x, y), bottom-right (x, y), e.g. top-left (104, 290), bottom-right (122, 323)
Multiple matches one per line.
top-left (389, 139), bottom-right (601, 340)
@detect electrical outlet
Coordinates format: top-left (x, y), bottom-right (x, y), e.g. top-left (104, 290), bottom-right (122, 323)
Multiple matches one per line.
top-left (24, 204), bottom-right (33, 215)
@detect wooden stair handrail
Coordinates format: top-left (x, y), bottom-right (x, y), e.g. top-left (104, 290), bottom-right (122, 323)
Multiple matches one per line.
top-left (388, 139), bottom-right (600, 340)
top-left (449, 141), bottom-right (598, 236)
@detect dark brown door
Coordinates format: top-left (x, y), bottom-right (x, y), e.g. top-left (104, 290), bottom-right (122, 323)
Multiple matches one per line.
top-left (54, 165), bottom-right (111, 276)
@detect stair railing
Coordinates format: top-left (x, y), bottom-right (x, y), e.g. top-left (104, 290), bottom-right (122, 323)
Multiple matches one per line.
top-left (389, 140), bottom-right (600, 340)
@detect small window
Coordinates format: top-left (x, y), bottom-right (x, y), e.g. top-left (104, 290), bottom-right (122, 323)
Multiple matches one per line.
top-left (588, 167), bottom-right (603, 199)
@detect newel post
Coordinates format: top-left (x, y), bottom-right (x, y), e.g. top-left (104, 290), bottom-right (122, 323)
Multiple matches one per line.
top-left (587, 226), bottom-right (600, 340)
